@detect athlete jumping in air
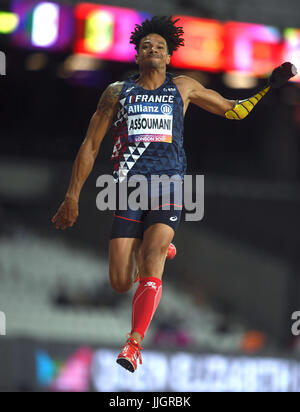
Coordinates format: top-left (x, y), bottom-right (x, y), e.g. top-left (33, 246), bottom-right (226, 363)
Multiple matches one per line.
top-left (52, 16), bottom-right (297, 373)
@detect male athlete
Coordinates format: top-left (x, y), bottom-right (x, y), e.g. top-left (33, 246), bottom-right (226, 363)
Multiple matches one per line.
top-left (52, 16), bottom-right (297, 373)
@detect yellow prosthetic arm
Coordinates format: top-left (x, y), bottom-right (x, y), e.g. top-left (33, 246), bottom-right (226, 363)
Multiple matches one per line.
top-left (225, 86), bottom-right (270, 120)
top-left (225, 62), bottom-right (297, 120)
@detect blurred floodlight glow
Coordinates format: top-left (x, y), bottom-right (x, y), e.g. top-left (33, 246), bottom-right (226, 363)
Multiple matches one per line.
top-left (31, 2), bottom-right (59, 47)
top-left (170, 16), bottom-right (224, 71)
top-left (8, 1), bottom-right (300, 80)
top-left (25, 53), bottom-right (48, 71)
top-left (223, 22), bottom-right (282, 76)
top-left (283, 28), bottom-right (300, 83)
top-left (223, 71), bottom-right (258, 89)
top-left (63, 54), bottom-right (101, 72)
top-left (0, 12), bottom-right (19, 34)
top-left (75, 3), bottom-right (151, 62)
top-left (85, 10), bottom-right (113, 53)
top-left (12, 0), bottom-right (74, 50)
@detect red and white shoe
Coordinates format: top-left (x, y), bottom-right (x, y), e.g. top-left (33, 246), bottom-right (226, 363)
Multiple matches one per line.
top-left (116, 334), bottom-right (143, 373)
top-left (166, 242), bottom-right (176, 260)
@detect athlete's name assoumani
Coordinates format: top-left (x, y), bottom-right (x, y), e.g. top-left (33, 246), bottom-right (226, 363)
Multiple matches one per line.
top-left (109, 396), bottom-right (191, 409)
top-left (129, 117), bottom-right (171, 131)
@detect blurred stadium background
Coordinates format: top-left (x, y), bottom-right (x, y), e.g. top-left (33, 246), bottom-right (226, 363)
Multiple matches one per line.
top-left (1, 0), bottom-right (300, 392)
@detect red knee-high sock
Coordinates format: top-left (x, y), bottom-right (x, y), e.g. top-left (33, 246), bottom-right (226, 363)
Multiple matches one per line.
top-left (131, 276), bottom-right (162, 340)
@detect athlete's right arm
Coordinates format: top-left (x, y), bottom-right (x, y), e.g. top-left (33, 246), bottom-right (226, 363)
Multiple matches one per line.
top-left (51, 81), bottom-right (123, 230)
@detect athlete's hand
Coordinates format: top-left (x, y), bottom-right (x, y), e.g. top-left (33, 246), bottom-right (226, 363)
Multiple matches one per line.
top-left (268, 62), bottom-right (297, 88)
top-left (51, 197), bottom-right (79, 230)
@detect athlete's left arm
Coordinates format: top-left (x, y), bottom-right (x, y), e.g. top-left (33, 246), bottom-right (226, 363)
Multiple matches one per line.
top-left (186, 62), bottom-right (297, 120)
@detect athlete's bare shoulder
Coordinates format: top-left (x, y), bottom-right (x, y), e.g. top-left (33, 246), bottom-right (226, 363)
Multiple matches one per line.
top-left (172, 75), bottom-right (197, 111)
top-left (97, 81), bottom-right (124, 119)
top-left (173, 75), bottom-right (201, 92)
top-left (107, 80), bottom-right (124, 97)
top-left (173, 74), bottom-right (206, 102)
top-left (173, 75), bottom-right (190, 83)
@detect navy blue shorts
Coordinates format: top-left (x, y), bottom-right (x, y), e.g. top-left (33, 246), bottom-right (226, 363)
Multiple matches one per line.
top-left (110, 178), bottom-right (183, 240)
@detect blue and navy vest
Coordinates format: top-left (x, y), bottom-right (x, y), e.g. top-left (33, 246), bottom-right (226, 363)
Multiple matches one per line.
top-left (111, 73), bottom-right (187, 182)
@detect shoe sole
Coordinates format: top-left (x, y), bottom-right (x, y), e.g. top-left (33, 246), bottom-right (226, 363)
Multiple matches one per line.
top-left (116, 357), bottom-right (135, 373)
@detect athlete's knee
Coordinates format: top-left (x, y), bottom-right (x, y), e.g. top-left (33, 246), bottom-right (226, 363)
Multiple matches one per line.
top-left (110, 279), bottom-right (132, 294)
top-left (109, 271), bottom-right (133, 294)
top-left (140, 242), bottom-right (169, 265)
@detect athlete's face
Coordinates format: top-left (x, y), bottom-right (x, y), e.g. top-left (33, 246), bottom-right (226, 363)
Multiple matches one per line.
top-left (136, 33), bottom-right (171, 69)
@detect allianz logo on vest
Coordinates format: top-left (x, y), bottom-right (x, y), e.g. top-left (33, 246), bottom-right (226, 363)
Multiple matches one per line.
top-left (161, 104), bottom-right (172, 115)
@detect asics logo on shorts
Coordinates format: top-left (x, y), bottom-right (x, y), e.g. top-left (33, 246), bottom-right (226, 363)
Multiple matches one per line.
top-left (170, 216), bottom-right (178, 222)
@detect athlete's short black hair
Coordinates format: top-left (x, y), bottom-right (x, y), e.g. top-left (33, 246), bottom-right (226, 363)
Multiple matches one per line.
top-left (130, 16), bottom-right (184, 56)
